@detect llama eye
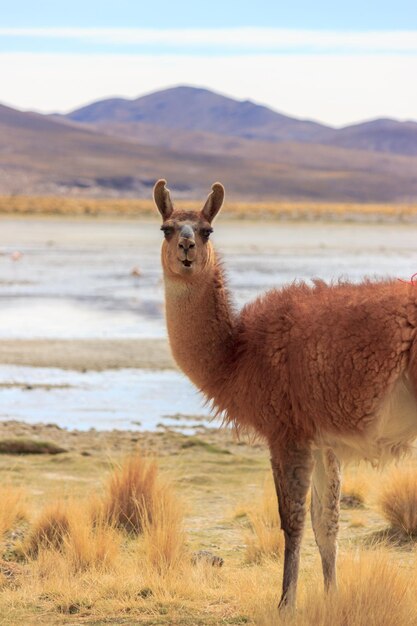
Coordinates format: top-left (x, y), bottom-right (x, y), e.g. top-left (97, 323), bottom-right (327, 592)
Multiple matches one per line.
top-left (200, 228), bottom-right (213, 240)
top-left (161, 226), bottom-right (174, 238)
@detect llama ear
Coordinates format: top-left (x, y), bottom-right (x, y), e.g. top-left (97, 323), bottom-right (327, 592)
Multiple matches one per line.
top-left (201, 182), bottom-right (225, 223)
top-left (153, 179), bottom-right (174, 220)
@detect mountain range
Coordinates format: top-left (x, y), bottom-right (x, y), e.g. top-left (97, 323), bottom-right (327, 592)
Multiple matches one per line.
top-left (1, 85), bottom-right (417, 201)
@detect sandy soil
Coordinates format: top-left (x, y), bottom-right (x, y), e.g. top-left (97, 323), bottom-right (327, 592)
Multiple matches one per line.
top-left (0, 338), bottom-right (175, 371)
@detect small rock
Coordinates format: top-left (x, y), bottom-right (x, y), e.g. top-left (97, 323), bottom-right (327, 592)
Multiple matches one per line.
top-left (341, 494), bottom-right (364, 509)
top-left (191, 550), bottom-right (224, 567)
top-left (0, 559), bottom-right (24, 587)
top-left (137, 587), bottom-right (153, 599)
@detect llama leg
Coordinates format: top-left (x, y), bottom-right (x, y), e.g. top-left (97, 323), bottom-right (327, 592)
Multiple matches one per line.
top-left (270, 445), bottom-right (314, 609)
top-left (310, 448), bottom-right (341, 591)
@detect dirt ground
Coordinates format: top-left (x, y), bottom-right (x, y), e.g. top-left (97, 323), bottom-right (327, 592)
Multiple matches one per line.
top-left (0, 338), bottom-right (174, 371)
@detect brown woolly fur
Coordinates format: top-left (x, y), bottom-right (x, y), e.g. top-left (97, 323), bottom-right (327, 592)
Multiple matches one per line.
top-left (378, 467), bottom-right (417, 536)
top-left (155, 179), bottom-right (417, 608)
top-left (219, 278), bottom-right (417, 452)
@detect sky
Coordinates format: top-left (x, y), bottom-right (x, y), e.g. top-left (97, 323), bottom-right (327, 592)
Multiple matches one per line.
top-left (1, 0), bottom-right (417, 126)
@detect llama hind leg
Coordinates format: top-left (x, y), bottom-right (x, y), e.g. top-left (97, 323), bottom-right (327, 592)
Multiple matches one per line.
top-left (270, 445), bottom-right (314, 609)
top-left (310, 448), bottom-right (341, 591)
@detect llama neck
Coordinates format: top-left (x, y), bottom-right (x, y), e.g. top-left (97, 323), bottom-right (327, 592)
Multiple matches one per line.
top-left (163, 261), bottom-right (236, 392)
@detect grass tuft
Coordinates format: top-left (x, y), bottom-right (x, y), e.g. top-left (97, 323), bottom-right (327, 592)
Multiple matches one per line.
top-left (243, 474), bottom-right (283, 564)
top-left (378, 468), bottom-right (417, 536)
top-left (0, 486), bottom-right (27, 539)
top-left (24, 502), bottom-right (71, 556)
top-left (180, 437), bottom-right (231, 454)
top-left (141, 483), bottom-right (186, 574)
top-left (99, 455), bottom-right (159, 534)
top-left (24, 500), bottom-right (120, 571)
top-left (0, 438), bottom-right (67, 455)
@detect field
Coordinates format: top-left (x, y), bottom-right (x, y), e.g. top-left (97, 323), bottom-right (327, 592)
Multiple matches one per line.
top-left (0, 420), bottom-right (416, 626)
top-left (1, 195), bottom-right (417, 221)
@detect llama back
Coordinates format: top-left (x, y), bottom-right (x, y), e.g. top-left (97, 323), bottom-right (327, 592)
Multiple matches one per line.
top-left (229, 279), bottom-right (417, 449)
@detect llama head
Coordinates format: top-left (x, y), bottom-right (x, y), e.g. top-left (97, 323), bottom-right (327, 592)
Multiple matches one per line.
top-left (153, 179), bottom-right (224, 279)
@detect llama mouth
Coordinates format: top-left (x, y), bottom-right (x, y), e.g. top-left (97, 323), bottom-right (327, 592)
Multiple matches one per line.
top-left (182, 260), bottom-right (193, 268)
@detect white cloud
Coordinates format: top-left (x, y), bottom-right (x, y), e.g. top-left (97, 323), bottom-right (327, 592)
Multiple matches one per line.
top-left (1, 27), bottom-right (417, 53)
top-left (1, 52), bottom-right (417, 126)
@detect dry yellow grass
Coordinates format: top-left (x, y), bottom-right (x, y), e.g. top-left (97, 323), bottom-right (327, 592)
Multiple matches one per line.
top-left (141, 483), bottom-right (186, 574)
top-left (341, 468), bottom-right (371, 508)
top-left (242, 474), bottom-right (284, 564)
top-left (378, 467), bottom-right (417, 536)
top-left (0, 486), bottom-right (26, 539)
top-left (1, 194), bottom-right (417, 221)
top-left (62, 514), bottom-right (121, 573)
top-left (5, 543), bottom-right (414, 625)
top-left (24, 501), bottom-right (71, 556)
top-left (99, 455), bottom-right (160, 534)
top-left (24, 500), bottom-right (121, 571)
top-left (255, 550), bottom-right (417, 626)
top-left (24, 455), bottom-right (185, 578)
top-left (1, 432), bottom-right (416, 624)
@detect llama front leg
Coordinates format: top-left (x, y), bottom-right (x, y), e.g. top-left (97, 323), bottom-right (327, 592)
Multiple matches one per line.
top-left (310, 448), bottom-right (341, 591)
top-left (270, 445), bottom-right (314, 609)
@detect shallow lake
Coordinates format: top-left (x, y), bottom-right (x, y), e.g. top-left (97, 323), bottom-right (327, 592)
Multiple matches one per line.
top-left (0, 217), bottom-right (416, 340)
top-left (0, 365), bottom-right (211, 432)
top-left (0, 216), bottom-right (416, 430)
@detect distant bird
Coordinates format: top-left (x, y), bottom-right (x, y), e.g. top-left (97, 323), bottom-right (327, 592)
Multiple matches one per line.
top-left (10, 251), bottom-right (22, 261)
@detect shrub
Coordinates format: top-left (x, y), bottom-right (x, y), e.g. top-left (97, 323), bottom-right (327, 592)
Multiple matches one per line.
top-left (378, 468), bottom-right (417, 536)
top-left (0, 438), bottom-right (67, 455)
top-left (141, 483), bottom-right (185, 574)
top-left (25, 500), bottom-right (120, 571)
top-left (24, 502), bottom-right (71, 556)
top-left (99, 456), bottom-right (159, 534)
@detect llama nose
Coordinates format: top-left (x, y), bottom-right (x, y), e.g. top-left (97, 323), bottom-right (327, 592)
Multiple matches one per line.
top-left (178, 225), bottom-right (196, 254)
top-left (178, 238), bottom-right (195, 252)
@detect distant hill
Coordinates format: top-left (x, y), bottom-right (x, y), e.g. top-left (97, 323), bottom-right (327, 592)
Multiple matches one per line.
top-left (317, 119), bottom-right (417, 156)
top-left (2, 94), bottom-right (417, 202)
top-left (66, 86), bottom-right (417, 157)
top-left (65, 85), bottom-right (330, 143)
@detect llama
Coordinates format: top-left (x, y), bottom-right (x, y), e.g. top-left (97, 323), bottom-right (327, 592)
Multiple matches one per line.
top-left (153, 179), bottom-right (417, 609)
